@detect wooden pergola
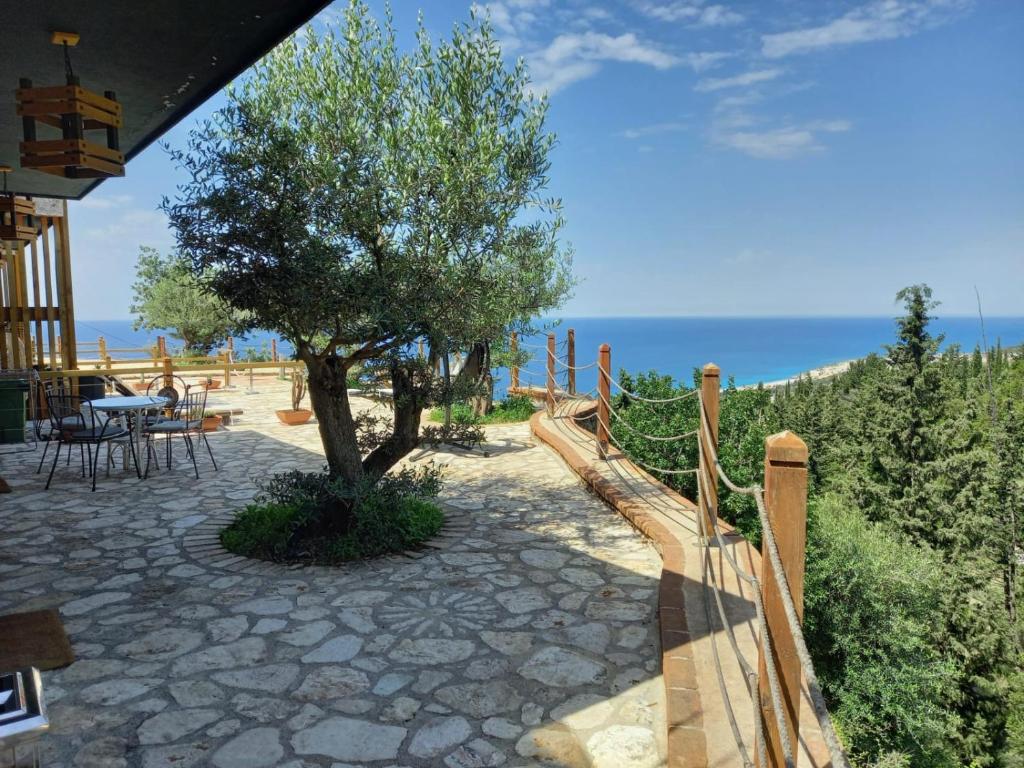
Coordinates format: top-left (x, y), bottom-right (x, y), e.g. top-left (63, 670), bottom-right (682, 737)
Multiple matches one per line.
top-left (0, 1), bottom-right (332, 491)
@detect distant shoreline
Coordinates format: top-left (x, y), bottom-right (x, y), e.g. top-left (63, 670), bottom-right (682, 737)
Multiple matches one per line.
top-left (743, 359), bottom-right (858, 390)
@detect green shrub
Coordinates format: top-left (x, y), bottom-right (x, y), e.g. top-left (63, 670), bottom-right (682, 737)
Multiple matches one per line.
top-left (220, 465), bottom-right (444, 564)
top-left (428, 394), bottom-right (536, 424)
top-left (804, 494), bottom-right (959, 767)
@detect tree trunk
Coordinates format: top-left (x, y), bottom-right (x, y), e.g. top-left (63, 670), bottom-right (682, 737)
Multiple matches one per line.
top-left (304, 355), bottom-right (364, 488)
top-left (460, 341), bottom-right (493, 417)
top-left (363, 362), bottom-right (425, 481)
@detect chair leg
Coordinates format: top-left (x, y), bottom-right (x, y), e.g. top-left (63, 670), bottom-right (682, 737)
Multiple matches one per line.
top-left (90, 442), bottom-right (101, 492)
top-left (183, 433), bottom-right (200, 479)
top-left (36, 440), bottom-right (50, 474)
top-left (45, 441), bottom-right (63, 490)
top-left (202, 430), bottom-right (218, 471)
top-left (127, 435), bottom-right (141, 480)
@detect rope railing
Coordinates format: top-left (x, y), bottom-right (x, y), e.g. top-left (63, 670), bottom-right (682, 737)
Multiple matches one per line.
top-left (525, 329), bottom-right (850, 768)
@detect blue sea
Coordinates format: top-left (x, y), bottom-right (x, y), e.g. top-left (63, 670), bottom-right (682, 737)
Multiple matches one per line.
top-left (74, 316), bottom-right (1024, 391)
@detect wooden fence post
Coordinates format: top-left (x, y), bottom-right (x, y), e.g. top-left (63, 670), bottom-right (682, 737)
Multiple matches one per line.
top-left (699, 363), bottom-right (721, 540)
top-left (227, 336), bottom-right (234, 361)
top-left (756, 431), bottom-right (809, 768)
top-left (566, 328), bottom-right (576, 395)
top-left (510, 332), bottom-right (519, 390)
top-left (545, 332), bottom-right (556, 416)
top-left (597, 343), bottom-right (611, 459)
top-left (162, 356), bottom-right (173, 389)
top-left (159, 336), bottom-right (167, 358)
top-left (104, 355), bottom-right (112, 371)
top-left (271, 338), bottom-right (278, 363)
top-left (97, 336), bottom-right (107, 360)
top-left (222, 351), bottom-right (231, 387)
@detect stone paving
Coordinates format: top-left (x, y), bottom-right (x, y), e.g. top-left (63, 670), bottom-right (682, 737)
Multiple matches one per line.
top-left (0, 379), bottom-right (666, 767)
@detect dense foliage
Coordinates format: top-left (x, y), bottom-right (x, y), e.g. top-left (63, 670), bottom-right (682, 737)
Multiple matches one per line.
top-left (130, 246), bottom-right (247, 355)
top-left (429, 395), bottom-right (536, 425)
top-left (611, 285), bottom-right (1023, 766)
top-left (221, 465), bottom-right (444, 564)
top-left (164, 0), bottom-right (571, 525)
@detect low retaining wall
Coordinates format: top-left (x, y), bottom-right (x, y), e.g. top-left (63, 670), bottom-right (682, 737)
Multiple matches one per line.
top-left (530, 406), bottom-right (708, 768)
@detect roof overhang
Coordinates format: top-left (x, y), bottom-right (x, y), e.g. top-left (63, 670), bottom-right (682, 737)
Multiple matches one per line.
top-left (0, 0), bottom-right (331, 200)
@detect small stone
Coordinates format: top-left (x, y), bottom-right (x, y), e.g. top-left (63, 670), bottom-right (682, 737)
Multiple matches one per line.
top-left (301, 635), bottom-right (363, 663)
top-left (521, 702), bottom-right (543, 726)
top-left (169, 680), bottom-right (226, 707)
top-left (209, 616), bottom-right (250, 643)
top-left (212, 727), bottom-right (284, 768)
top-left (251, 618), bottom-right (287, 634)
top-left (520, 549), bottom-right (570, 569)
top-left (435, 681), bottom-right (523, 718)
top-left (231, 596), bottom-right (293, 615)
top-left (212, 663), bottom-right (300, 694)
top-left (62, 591), bottom-right (130, 617)
top-left (409, 716), bottom-right (473, 759)
top-left (586, 725), bottom-right (659, 768)
top-left (483, 717), bottom-right (523, 740)
top-left (413, 670), bottom-right (452, 693)
top-left (518, 646), bottom-right (606, 687)
top-left (389, 638), bottom-right (475, 664)
top-left (380, 696), bottom-right (420, 722)
top-left (495, 588), bottom-right (550, 614)
top-left (137, 708), bottom-right (222, 745)
top-left (288, 704), bottom-right (325, 730)
top-left (559, 568), bottom-right (605, 588)
top-left (279, 619), bottom-right (336, 647)
top-left (480, 631), bottom-right (533, 656)
top-left (79, 678), bottom-right (162, 706)
top-left (232, 693), bottom-right (297, 723)
top-left (292, 716), bottom-right (407, 762)
top-left (445, 738), bottom-right (506, 768)
top-left (373, 672), bottom-right (413, 696)
top-left (294, 667), bottom-right (370, 701)
top-left (206, 719), bottom-right (241, 738)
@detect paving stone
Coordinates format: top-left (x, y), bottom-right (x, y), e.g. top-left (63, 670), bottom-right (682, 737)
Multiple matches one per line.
top-left (137, 708), bottom-right (222, 745)
top-left (294, 667), bottom-right (370, 701)
top-left (279, 619), bottom-right (336, 647)
top-left (211, 663), bottom-right (300, 693)
top-left (435, 681), bottom-right (524, 718)
top-left (388, 638), bottom-right (476, 664)
top-left (483, 717), bottom-right (523, 740)
top-left (212, 727), bottom-right (284, 768)
top-left (301, 635), bottom-right (363, 663)
top-left (586, 725), bottom-right (660, 768)
top-left (518, 647), bottom-right (607, 687)
top-left (409, 716), bottom-right (473, 758)
top-left (292, 716), bottom-right (407, 762)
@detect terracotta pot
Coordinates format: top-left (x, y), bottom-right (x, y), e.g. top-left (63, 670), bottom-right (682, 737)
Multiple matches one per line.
top-left (201, 415), bottom-right (223, 432)
top-left (203, 379), bottom-right (222, 390)
top-left (276, 408), bottom-right (313, 426)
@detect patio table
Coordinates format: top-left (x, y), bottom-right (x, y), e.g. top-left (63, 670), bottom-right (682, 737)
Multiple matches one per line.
top-left (89, 396), bottom-right (169, 473)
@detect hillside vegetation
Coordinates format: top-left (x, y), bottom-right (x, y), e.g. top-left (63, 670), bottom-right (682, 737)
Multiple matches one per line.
top-left (611, 285), bottom-right (1023, 767)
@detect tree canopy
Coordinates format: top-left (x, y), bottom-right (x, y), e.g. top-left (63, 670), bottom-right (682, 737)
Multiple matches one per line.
top-left (163, 1), bottom-right (571, 495)
top-left (130, 246), bottom-right (247, 355)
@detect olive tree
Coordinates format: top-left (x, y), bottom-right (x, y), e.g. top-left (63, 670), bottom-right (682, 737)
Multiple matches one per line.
top-left (163, 2), bottom-right (571, 498)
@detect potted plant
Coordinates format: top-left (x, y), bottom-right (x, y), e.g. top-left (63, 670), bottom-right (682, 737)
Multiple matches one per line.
top-left (201, 410), bottom-right (223, 432)
top-left (276, 372), bottom-right (313, 425)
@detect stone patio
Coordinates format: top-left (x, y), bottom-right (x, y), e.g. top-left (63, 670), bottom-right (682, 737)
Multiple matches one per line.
top-left (0, 379), bottom-right (666, 768)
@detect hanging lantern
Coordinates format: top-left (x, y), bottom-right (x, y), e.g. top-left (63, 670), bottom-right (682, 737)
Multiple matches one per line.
top-left (0, 166), bottom-right (36, 243)
top-left (15, 32), bottom-right (125, 179)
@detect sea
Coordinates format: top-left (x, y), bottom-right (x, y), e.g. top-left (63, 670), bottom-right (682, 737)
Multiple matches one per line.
top-left (74, 316), bottom-right (1024, 392)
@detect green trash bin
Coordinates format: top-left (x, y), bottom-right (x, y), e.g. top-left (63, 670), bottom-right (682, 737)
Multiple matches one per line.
top-left (0, 379), bottom-right (29, 444)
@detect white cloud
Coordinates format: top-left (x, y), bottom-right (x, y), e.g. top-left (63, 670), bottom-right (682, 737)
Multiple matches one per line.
top-left (762, 0), bottom-right (972, 58)
top-left (77, 194), bottom-right (134, 210)
top-left (695, 68), bottom-right (783, 92)
top-left (620, 121), bottom-right (687, 139)
top-left (712, 119), bottom-right (851, 159)
top-left (684, 51), bottom-right (734, 72)
top-left (636, 1), bottom-right (743, 26)
top-left (528, 32), bottom-right (679, 94)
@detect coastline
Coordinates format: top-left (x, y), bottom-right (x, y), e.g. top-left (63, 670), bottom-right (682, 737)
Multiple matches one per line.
top-left (743, 359), bottom-right (857, 390)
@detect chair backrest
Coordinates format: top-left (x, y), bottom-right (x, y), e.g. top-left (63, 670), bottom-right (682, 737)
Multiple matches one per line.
top-left (175, 387), bottom-right (209, 429)
top-left (44, 389), bottom-right (97, 434)
top-left (146, 375), bottom-right (189, 411)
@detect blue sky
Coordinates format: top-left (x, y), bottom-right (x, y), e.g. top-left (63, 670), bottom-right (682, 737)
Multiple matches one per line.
top-left (69, 0), bottom-right (1023, 320)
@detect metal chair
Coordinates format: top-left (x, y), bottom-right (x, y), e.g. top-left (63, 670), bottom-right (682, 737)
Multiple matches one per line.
top-left (34, 378), bottom-right (85, 475)
top-left (43, 389), bottom-right (139, 491)
top-left (143, 386), bottom-right (218, 479)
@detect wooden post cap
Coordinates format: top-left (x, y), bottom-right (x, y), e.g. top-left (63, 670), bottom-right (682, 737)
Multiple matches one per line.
top-left (765, 430), bottom-right (808, 465)
top-left (599, 343), bottom-right (610, 352)
top-left (703, 362), bottom-right (720, 377)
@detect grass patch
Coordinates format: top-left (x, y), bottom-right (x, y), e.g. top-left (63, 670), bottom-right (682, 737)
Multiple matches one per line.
top-left (220, 467), bottom-right (445, 565)
top-left (429, 394), bottom-right (535, 424)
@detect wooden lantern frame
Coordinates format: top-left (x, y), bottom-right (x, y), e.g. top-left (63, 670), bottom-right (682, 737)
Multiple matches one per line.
top-left (0, 194), bottom-right (36, 243)
top-left (15, 34), bottom-right (125, 179)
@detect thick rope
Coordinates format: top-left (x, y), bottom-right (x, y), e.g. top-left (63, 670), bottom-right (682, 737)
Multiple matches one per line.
top-left (598, 391), bottom-right (699, 443)
top-left (697, 393), bottom-right (852, 768)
